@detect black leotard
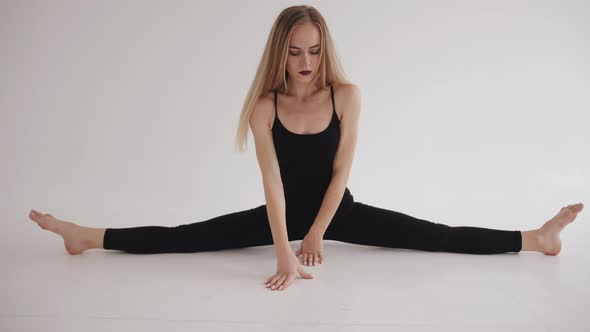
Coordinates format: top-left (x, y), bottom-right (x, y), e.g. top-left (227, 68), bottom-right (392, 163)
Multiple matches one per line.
top-left (102, 84), bottom-right (522, 255)
top-left (271, 83), bottom-right (354, 223)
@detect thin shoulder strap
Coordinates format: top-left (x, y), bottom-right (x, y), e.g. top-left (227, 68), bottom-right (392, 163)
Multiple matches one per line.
top-left (271, 88), bottom-right (278, 127)
top-left (273, 89), bottom-right (278, 116)
top-left (329, 83), bottom-right (336, 115)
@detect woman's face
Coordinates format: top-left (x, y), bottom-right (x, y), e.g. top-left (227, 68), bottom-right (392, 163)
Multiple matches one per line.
top-left (286, 21), bottom-right (321, 84)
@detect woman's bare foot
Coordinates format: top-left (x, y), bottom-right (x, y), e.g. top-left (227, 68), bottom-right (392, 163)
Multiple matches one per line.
top-left (28, 209), bottom-right (97, 255)
top-left (536, 203), bottom-right (584, 256)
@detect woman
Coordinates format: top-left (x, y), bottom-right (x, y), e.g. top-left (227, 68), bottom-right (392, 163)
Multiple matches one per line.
top-left (28, 5), bottom-right (584, 292)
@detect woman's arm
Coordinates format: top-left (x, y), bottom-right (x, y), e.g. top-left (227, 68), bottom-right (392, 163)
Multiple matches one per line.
top-left (249, 96), bottom-right (291, 257)
top-left (311, 84), bottom-right (362, 235)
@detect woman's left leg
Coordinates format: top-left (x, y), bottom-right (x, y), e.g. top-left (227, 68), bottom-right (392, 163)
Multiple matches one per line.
top-left (103, 205), bottom-right (275, 254)
top-left (325, 202), bottom-right (521, 255)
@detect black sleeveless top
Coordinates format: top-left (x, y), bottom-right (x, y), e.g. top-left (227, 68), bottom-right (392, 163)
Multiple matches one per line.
top-left (272, 83), bottom-right (355, 222)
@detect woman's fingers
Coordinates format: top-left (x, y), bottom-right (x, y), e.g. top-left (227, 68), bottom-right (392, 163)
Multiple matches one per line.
top-left (279, 274), bottom-right (296, 290)
top-left (265, 273), bottom-right (304, 291)
top-left (301, 252), bottom-right (324, 265)
top-left (270, 274), bottom-right (287, 290)
top-left (268, 274), bottom-right (296, 291)
top-left (265, 273), bottom-right (280, 284)
top-left (264, 275), bottom-right (275, 287)
top-left (277, 274), bottom-right (289, 290)
top-left (265, 274), bottom-right (282, 288)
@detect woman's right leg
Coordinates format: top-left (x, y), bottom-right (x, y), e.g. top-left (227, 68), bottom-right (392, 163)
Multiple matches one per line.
top-left (103, 205), bottom-right (275, 254)
top-left (29, 205), bottom-right (276, 255)
top-left (325, 202), bottom-right (523, 255)
top-left (325, 202), bottom-right (583, 255)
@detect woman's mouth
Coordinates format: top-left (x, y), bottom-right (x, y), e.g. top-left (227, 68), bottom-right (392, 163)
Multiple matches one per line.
top-left (299, 70), bottom-right (312, 76)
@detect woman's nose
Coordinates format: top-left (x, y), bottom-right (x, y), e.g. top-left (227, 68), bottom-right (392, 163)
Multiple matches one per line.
top-left (303, 53), bottom-right (312, 65)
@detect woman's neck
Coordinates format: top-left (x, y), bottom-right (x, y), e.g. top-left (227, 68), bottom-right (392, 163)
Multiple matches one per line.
top-left (285, 79), bottom-right (323, 101)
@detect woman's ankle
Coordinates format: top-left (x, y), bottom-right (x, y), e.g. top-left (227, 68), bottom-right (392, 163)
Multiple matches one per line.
top-left (82, 227), bottom-right (106, 249)
top-left (520, 229), bottom-right (541, 252)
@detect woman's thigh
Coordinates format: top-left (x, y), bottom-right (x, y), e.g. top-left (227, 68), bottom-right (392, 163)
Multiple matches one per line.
top-left (104, 204), bottom-right (279, 253)
top-left (174, 204), bottom-right (277, 251)
top-left (324, 201), bottom-right (522, 254)
top-left (324, 202), bottom-right (450, 252)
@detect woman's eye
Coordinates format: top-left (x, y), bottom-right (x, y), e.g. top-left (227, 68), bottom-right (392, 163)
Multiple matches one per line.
top-left (289, 50), bottom-right (320, 56)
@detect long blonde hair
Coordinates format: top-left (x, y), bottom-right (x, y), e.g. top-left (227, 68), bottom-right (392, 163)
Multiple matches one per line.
top-left (234, 5), bottom-right (352, 153)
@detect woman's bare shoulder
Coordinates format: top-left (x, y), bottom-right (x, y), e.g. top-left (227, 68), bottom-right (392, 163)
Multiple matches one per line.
top-left (332, 82), bottom-right (360, 95)
top-left (332, 82), bottom-right (361, 117)
top-left (250, 91), bottom-right (276, 130)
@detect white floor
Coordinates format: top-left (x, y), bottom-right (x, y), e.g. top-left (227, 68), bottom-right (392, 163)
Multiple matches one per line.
top-left (3, 228), bottom-right (589, 332)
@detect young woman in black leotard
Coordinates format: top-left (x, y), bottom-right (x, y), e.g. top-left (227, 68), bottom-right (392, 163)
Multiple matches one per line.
top-left (28, 5), bottom-right (584, 292)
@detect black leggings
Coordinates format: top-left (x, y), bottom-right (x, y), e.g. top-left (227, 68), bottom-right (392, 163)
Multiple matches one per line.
top-left (103, 201), bottom-right (522, 255)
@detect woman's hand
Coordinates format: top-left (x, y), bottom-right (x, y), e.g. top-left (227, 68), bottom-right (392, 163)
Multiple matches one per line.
top-left (295, 229), bottom-right (324, 266)
top-left (265, 250), bottom-right (314, 291)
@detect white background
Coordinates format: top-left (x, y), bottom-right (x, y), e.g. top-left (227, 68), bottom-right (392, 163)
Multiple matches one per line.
top-left (3, 0), bottom-right (588, 232)
top-left (2, 1), bottom-right (589, 331)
